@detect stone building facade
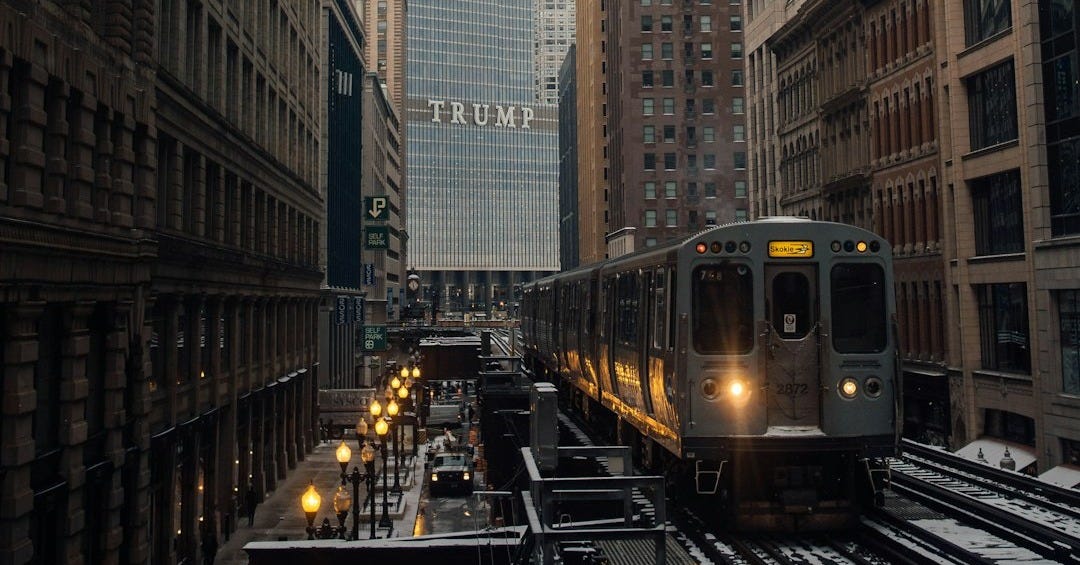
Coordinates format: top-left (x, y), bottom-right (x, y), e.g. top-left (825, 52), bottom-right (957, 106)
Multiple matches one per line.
top-left (0, 1), bottom-right (324, 563)
top-left (747, 0), bottom-right (1080, 475)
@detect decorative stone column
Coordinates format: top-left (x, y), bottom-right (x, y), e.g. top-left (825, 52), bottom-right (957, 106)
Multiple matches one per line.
top-left (0, 303), bottom-right (44, 564)
top-left (9, 61), bottom-right (47, 209)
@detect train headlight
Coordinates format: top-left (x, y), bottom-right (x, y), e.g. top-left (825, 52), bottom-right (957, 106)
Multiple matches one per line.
top-left (431, 473), bottom-right (439, 482)
top-left (839, 377), bottom-right (859, 399)
top-left (865, 377), bottom-right (883, 398)
top-left (727, 379), bottom-right (751, 404)
top-left (463, 471), bottom-right (471, 481)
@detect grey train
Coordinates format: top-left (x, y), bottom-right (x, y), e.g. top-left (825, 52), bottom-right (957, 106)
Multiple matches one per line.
top-left (520, 218), bottom-right (899, 531)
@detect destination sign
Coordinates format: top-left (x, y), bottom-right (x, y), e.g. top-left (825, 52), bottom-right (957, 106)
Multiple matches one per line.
top-left (768, 241), bottom-right (814, 258)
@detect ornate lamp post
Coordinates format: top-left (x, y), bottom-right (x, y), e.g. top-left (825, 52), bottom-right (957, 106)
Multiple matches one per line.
top-left (300, 481), bottom-right (339, 540)
top-left (333, 442), bottom-right (353, 540)
top-left (374, 416), bottom-right (392, 530)
top-left (387, 398), bottom-right (402, 494)
top-left (361, 442), bottom-right (377, 538)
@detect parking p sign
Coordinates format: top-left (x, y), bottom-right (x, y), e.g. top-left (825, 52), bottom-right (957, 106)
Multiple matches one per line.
top-left (362, 325), bottom-right (388, 351)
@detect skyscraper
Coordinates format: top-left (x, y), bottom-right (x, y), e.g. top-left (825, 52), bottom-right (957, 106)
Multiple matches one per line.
top-left (534, 0), bottom-right (577, 105)
top-left (406, 0), bottom-right (559, 315)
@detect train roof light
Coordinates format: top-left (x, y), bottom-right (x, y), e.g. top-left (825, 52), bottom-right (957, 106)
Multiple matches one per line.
top-left (843, 240), bottom-right (855, 252)
top-left (856, 241), bottom-right (868, 253)
top-left (869, 240), bottom-right (881, 253)
top-left (831, 241), bottom-right (842, 252)
top-left (710, 241), bottom-right (722, 253)
top-left (696, 242), bottom-right (708, 254)
top-left (725, 241), bottom-right (737, 253)
top-left (739, 241), bottom-right (751, 253)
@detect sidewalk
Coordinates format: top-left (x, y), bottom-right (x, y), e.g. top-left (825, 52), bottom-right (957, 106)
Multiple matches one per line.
top-left (215, 439), bottom-right (425, 564)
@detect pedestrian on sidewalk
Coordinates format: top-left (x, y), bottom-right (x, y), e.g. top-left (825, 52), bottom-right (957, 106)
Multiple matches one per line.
top-left (245, 486), bottom-right (258, 526)
top-left (467, 403), bottom-right (475, 424)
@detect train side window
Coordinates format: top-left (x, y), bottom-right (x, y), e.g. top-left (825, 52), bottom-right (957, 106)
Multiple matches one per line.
top-left (771, 272), bottom-right (811, 338)
top-left (831, 263), bottom-right (887, 353)
top-left (693, 264), bottom-right (754, 354)
top-left (667, 270), bottom-right (677, 351)
top-left (653, 267), bottom-right (666, 349)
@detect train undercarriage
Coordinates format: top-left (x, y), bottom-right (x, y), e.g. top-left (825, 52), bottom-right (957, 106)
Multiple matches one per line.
top-left (558, 379), bottom-right (892, 532)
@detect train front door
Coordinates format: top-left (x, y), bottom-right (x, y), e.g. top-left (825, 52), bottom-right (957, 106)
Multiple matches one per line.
top-left (764, 264), bottom-right (820, 428)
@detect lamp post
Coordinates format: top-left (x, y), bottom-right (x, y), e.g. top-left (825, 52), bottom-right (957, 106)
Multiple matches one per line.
top-left (333, 441), bottom-right (353, 540)
top-left (387, 398), bottom-right (402, 494)
top-left (375, 416), bottom-right (392, 530)
top-left (300, 481), bottom-right (340, 540)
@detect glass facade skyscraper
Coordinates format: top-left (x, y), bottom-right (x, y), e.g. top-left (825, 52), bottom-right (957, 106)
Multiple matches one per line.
top-left (406, 0), bottom-right (559, 313)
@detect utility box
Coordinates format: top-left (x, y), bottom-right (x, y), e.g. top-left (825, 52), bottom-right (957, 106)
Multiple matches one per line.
top-left (530, 382), bottom-right (559, 473)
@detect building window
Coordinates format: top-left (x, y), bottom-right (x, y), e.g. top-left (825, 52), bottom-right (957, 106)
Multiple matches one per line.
top-left (645, 181), bottom-right (657, 199)
top-left (1049, 137), bottom-right (1080, 236)
top-left (1059, 290), bottom-right (1080, 394)
top-left (703, 126), bottom-right (715, 142)
top-left (964, 0), bottom-right (1011, 46)
top-left (666, 209), bottom-right (678, 226)
top-left (641, 0), bottom-right (651, 5)
top-left (664, 153), bottom-right (677, 170)
top-left (732, 69), bottom-right (744, 86)
top-left (663, 97), bottom-right (675, 114)
top-left (686, 98), bottom-right (696, 115)
top-left (702, 98), bottom-right (716, 114)
top-left (686, 126), bottom-right (697, 143)
top-left (663, 125), bottom-right (675, 143)
top-left (688, 182), bottom-right (698, 196)
top-left (976, 283), bottom-right (1030, 373)
top-left (705, 182), bottom-right (717, 197)
top-left (642, 15), bottom-right (653, 32)
top-left (644, 153), bottom-right (656, 170)
top-left (730, 15), bottom-right (742, 31)
top-left (665, 181), bottom-right (677, 198)
top-left (735, 180), bottom-right (747, 198)
top-left (646, 237), bottom-right (658, 247)
top-left (642, 43), bottom-right (654, 59)
top-left (735, 208), bottom-right (748, 221)
top-left (701, 70), bottom-right (714, 86)
top-left (661, 15), bottom-right (673, 32)
top-left (644, 125), bottom-right (656, 143)
top-left (661, 42), bottom-right (673, 59)
top-left (662, 69), bottom-right (674, 87)
top-left (706, 211), bottom-right (717, 224)
top-left (645, 210), bottom-right (657, 227)
top-left (704, 154), bottom-right (717, 169)
top-left (967, 60), bottom-right (1017, 150)
top-left (733, 124), bottom-right (745, 142)
top-left (643, 70), bottom-right (654, 87)
top-left (972, 170), bottom-right (1024, 255)
top-left (700, 15), bottom-right (712, 32)
top-left (701, 43), bottom-right (713, 59)
top-left (734, 152), bottom-right (747, 169)
top-left (731, 43), bottom-right (743, 58)
top-left (687, 154), bottom-right (697, 169)
top-left (643, 98), bottom-right (655, 115)
top-left (732, 96), bottom-right (745, 113)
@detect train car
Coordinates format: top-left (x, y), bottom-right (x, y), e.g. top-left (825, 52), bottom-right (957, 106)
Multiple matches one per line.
top-left (521, 218), bottom-right (899, 531)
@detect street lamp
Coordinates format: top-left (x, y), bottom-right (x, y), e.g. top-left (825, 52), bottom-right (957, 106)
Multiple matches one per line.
top-left (356, 417), bottom-right (368, 450)
top-left (387, 398), bottom-right (403, 494)
top-left (375, 417), bottom-right (392, 530)
top-left (333, 441), bottom-right (353, 540)
top-left (300, 481), bottom-right (338, 540)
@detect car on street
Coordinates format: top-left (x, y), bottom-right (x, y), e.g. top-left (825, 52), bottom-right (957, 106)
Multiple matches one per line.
top-left (429, 451), bottom-right (473, 496)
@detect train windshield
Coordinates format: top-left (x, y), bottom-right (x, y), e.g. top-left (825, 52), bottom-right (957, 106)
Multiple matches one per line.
top-left (692, 264), bottom-right (755, 354)
top-left (831, 263), bottom-right (888, 352)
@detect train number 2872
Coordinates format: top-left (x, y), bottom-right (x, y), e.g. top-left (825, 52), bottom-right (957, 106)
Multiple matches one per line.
top-left (774, 383), bottom-right (809, 397)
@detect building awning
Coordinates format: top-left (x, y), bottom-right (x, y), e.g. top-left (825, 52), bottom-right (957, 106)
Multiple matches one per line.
top-left (1039, 464), bottom-right (1080, 489)
top-left (954, 437), bottom-right (1037, 473)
